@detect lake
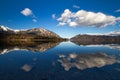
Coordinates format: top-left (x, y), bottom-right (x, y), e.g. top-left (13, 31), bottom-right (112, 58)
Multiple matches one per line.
top-left (0, 41), bottom-right (120, 80)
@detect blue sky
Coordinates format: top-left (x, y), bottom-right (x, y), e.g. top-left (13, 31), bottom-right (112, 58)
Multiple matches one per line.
top-left (0, 0), bottom-right (120, 38)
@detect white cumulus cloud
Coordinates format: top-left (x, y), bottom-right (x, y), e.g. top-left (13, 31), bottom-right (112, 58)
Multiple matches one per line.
top-left (21, 8), bottom-right (37, 18)
top-left (58, 22), bottom-right (66, 26)
top-left (57, 9), bottom-right (120, 27)
top-left (69, 22), bottom-right (77, 27)
top-left (21, 8), bottom-right (33, 16)
top-left (21, 8), bottom-right (37, 23)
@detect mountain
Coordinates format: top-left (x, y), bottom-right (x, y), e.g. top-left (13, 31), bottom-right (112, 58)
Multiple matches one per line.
top-left (0, 25), bottom-right (65, 41)
top-left (0, 25), bottom-right (59, 37)
top-left (0, 25), bottom-right (14, 33)
top-left (0, 25), bottom-right (9, 31)
top-left (71, 34), bottom-right (120, 45)
top-left (26, 28), bottom-right (60, 38)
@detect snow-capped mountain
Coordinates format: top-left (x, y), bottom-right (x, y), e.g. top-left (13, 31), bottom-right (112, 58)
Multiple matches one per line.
top-left (0, 25), bottom-right (60, 38)
top-left (0, 25), bottom-right (9, 31)
top-left (0, 25), bottom-right (20, 33)
top-left (0, 25), bottom-right (12, 31)
top-left (26, 28), bottom-right (60, 37)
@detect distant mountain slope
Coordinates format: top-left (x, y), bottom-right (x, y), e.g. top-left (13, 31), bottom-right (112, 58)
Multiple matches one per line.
top-left (71, 34), bottom-right (120, 45)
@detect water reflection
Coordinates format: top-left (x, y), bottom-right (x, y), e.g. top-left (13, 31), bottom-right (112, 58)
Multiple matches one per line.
top-left (1, 40), bottom-right (120, 55)
top-left (84, 44), bottom-right (120, 50)
top-left (0, 41), bottom-right (60, 54)
top-left (0, 41), bottom-right (120, 80)
top-left (21, 64), bottom-right (33, 72)
top-left (72, 41), bottom-right (120, 50)
top-left (58, 53), bottom-right (119, 71)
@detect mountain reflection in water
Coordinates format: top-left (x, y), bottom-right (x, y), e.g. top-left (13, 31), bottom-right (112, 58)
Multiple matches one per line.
top-left (58, 53), bottom-right (119, 71)
top-left (72, 41), bottom-right (120, 50)
top-left (1, 40), bottom-right (120, 55)
top-left (0, 41), bottom-right (60, 54)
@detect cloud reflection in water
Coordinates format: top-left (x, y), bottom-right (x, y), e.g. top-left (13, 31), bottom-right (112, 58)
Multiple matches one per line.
top-left (58, 53), bottom-right (119, 71)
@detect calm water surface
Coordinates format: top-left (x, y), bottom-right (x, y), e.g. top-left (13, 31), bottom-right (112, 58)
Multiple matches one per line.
top-left (0, 41), bottom-right (120, 80)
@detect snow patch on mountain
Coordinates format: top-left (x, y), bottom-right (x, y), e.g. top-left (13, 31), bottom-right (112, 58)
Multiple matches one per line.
top-left (0, 25), bottom-right (10, 31)
top-left (0, 25), bottom-right (20, 32)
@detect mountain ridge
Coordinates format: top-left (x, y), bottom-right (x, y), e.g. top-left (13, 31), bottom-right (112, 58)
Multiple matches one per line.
top-left (0, 25), bottom-right (68, 41)
top-left (0, 25), bottom-right (59, 37)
